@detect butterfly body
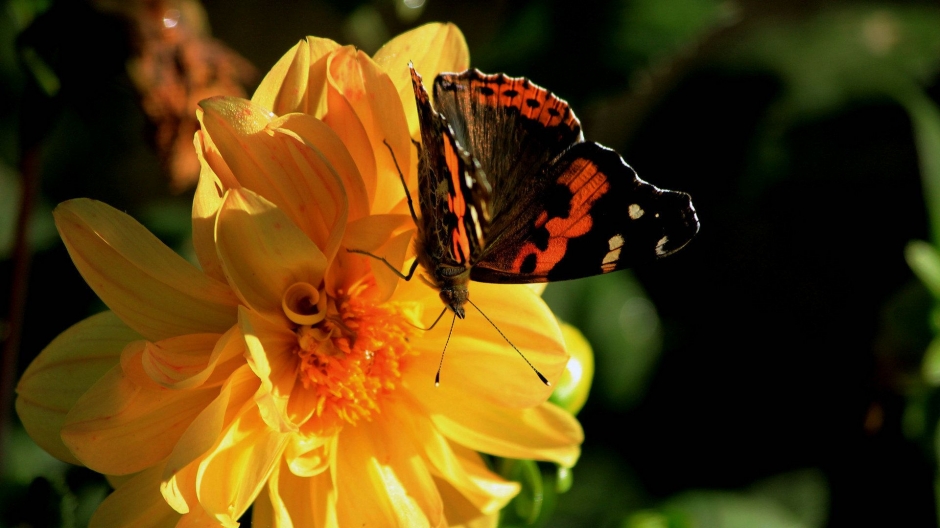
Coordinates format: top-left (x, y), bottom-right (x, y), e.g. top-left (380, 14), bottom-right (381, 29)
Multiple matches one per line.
top-left (408, 65), bottom-right (699, 317)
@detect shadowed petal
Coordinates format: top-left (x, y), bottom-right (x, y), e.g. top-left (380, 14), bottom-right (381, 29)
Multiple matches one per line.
top-left (262, 456), bottom-right (337, 527)
top-left (15, 311), bottom-right (141, 465)
top-left (61, 348), bottom-right (220, 475)
top-left (215, 188), bottom-right (328, 321)
top-left (54, 199), bottom-right (239, 341)
top-left (89, 463), bottom-right (180, 528)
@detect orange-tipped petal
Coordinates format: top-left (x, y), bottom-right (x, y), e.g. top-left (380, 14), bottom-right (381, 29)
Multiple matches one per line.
top-left (215, 188), bottom-right (328, 320)
top-left (276, 113), bottom-right (370, 223)
top-left (15, 311), bottom-right (140, 465)
top-left (54, 199), bottom-right (238, 341)
top-left (252, 37), bottom-right (339, 117)
top-left (199, 97), bottom-right (350, 253)
top-left (406, 283), bottom-right (568, 408)
top-left (373, 22), bottom-right (470, 138)
top-left (334, 417), bottom-right (444, 527)
top-left (326, 47), bottom-right (414, 214)
top-left (88, 463), bottom-right (180, 528)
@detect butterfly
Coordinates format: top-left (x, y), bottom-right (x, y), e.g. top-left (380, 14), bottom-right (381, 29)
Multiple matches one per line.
top-left (397, 64), bottom-right (700, 321)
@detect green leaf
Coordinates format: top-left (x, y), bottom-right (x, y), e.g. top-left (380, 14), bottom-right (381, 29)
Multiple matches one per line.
top-left (906, 240), bottom-right (940, 299)
top-left (898, 89), bottom-right (940, 245)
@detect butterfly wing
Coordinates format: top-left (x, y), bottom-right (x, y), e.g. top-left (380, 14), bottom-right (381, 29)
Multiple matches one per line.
top-left (431, 69), bottom-right (584, 246)
top-left (469, 141), bottom-right (700, 283)
top-left (431, 68), bottom-right (698, 283)
top-left (410, 66), bottom-right (491, 270)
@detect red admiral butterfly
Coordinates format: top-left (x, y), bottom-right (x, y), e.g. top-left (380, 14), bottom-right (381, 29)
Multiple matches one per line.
top-left (399, 65), bottom-right (699, 320)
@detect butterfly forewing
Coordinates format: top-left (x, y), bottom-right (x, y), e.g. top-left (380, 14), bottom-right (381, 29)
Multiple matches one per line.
top-left (432, 70), bottom-right (583, 236)
top-left (410, 67), bottom-right (491, 271)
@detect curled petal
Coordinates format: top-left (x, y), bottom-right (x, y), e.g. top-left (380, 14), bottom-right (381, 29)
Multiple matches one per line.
top-left (252, 36), bottom-right (339, 116)
top-left (15, 311), bottom-right (140, 465)
top-left (215, 188), bottom-right (328, 321)
top-left (54, 199), bottom-right (238, 341)
top-left (373, 22), bottom-right (470, 138)
top-left (284, 433), bottom-right (336, 477)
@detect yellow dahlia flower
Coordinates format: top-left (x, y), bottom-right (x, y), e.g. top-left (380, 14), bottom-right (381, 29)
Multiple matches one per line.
top-left (16, 23), bottom-right (583, 527)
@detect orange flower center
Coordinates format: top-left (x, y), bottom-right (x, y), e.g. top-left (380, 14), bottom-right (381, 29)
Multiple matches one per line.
top-left (293, 282), bottom-right (416, 432)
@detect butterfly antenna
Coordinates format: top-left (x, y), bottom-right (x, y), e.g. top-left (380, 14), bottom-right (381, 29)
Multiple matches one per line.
top-left (467, 299), bottom-right (550, 386)
top-left (435, 311), bottom-right (458, 386)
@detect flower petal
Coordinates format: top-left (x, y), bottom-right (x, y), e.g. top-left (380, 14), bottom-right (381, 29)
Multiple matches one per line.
top-left (264, 456), bottom-right (337, 528)
top-left (410, 376), bottom-right (583, 468)
top-left (140, 330), bottom-right (243, 390)
top-left (162, 364), bottom-right (260, 514)
top-left (276, 113), bottom-right (370, 223)
top-left (54, 199), bottom-right (239, 341)
top-left (214, 188), bottom-right (329, 320)
top-left (334, 415), bottom-right (444, 527)
top-left (252, 37), bottom-right (339, 117)
top-left (61, 353), bottom-right (220, 475)
top-left (191, 133), bottom-right (229, 283)
top-left (326, 46), bottom-right (414, 214)
top-left (88, 463), bottom-right (180, 528)
top-left (239, 306), bottom-right (300, 432)
top-left (195, 405), bottom-right (291, 526)
top-left (373, 22), bottom-right (470, 138)
top-left (392, 397), bottom-right (518, 518)
top-left (199, 97), bottom-right (350, 254)
top-left (406, 283), bottom-right (569, 408)
top-left (15, 311), bottom-right (140, 465)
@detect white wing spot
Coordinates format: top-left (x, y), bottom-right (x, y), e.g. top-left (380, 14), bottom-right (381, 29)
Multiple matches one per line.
top-left (469, 205), bottom-right (483, 241)
top-left (464, 171), bottom-right (474, 188)
top-left (628, 204), bottom-right (644, 219)
top-left (608, 234), bottom-right (624, 250)
top-left (655, 236), bottom-right (669, 256)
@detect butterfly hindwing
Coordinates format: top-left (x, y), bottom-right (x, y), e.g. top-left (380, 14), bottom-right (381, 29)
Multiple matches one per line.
top-left (469, 142), bottom-right (699, 283)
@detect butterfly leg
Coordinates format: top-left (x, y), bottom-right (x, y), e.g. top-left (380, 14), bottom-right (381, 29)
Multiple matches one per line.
top-left (346, 248), bottom-right (420, 281)
top-left (382, 139), bottom-right (419, 225)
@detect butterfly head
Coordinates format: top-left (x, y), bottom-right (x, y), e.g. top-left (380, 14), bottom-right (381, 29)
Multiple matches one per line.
top-left (432, 265), bottom-right (471, 319)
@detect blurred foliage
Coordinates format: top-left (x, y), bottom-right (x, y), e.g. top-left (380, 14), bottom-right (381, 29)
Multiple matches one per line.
top-left (3, 0), bottom-right (940, 526)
